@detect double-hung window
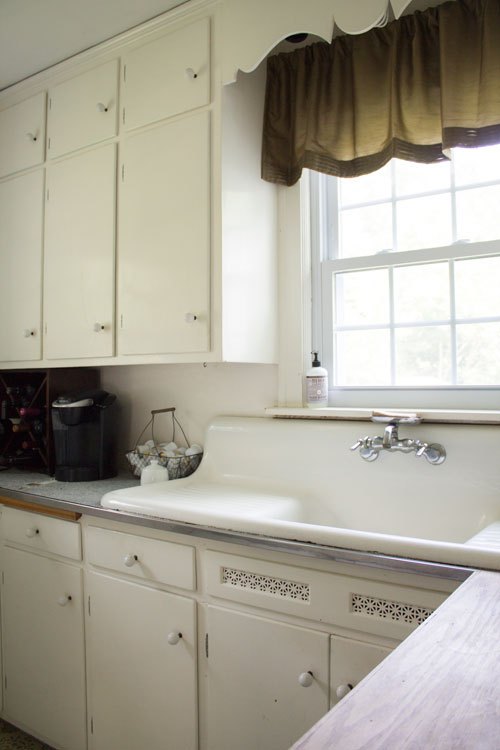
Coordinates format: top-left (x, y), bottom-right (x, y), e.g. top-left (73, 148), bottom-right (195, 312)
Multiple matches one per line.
top-left (311, 144), bottom-right (500, 409)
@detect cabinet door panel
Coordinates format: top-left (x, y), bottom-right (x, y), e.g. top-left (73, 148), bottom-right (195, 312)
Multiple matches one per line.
top-left (330, 634), bottom-right (393, 708)
top-left (86, 572), bottom-right (197, 750)
top-left (1, 547), bottom-right (86, 750)
top-left (48, 60), bottom-right (119, 158)
top-left (0, 171), bottom-right (43, 361)
top-left (0, 93), bottom-right (45, 178)
top-left (206, 605), bottom-right (329, 750)
top-left (44, 144), bottom-right (116, 359)
top-left (118, 112), bottom-right (210, 355)
top-left (122, 17), bottom-right (210, 131)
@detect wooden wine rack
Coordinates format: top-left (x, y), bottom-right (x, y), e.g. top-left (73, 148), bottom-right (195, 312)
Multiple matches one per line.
top-left (0, 368), bottom-right (99, 475)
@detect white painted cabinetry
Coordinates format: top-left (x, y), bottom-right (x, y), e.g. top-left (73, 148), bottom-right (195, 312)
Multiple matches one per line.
top-left (85, 524), bottom-right (197, 750)
top-left (86, 572), bottom-right (197, 750)
top-left (330, 635), bottom-right (392, 708)
top-left (122, 17), bottom-right (210, 131)
top-left (43, 144), bottom-right (116, 359)
top-left (205, 605), bottom-right (330, 750)
top-left (0, 170), bottom-right (44, 361)
top-left (118, 111), bottom-right (210, 355)
top-left (0, 508), bottom-right (86, 750)
top-left (47, 60), bottom-right (119, 159)
top-left (0, 93), bottom-right (45, 178)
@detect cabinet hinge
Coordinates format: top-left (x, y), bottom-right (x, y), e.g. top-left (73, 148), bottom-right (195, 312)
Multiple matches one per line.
top-left (88, 595), bottom-right (91, 617)
top-left (48, 136), bottom-right (51, 150)
top-left (49, 97), bottom-right (52, 110)
top-left (120, 314), bottom-right (124, 329)
top-left (205, 633), bottom-right (209, 658)
top-left (44, 323), bottom-right (48, 335)
top-left (121, 164), bottom-right (125, 182)
top-left (90, 717), bottom-right (93, 735)
top-left (122, 108), bottom-right (126, 125)
top-left (46, 188), bottom-right (49, 201)
top-left (123, 64), bottom-right (126, 83)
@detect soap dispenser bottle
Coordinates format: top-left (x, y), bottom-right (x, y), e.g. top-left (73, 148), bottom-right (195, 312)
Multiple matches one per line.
top-left (141, 458), bottom-right (169, 485)
top-left (306, 352), bottom-right (328, 408)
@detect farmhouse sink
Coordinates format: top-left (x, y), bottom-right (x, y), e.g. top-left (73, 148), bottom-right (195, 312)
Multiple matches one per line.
top-left (101, 416), bottom-right (500, 571)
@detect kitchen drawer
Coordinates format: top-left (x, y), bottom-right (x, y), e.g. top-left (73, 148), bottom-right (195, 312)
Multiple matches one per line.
top-left (85, 526), bottom-right (195, 591)
top-left (203, 550), bottom-right (449, 641)
top-left (1, 506), bottom-right (82, 561)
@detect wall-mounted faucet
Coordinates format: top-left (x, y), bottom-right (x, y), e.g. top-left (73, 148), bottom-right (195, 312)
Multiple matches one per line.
top-left (350, 415), bottom-right (446, 465)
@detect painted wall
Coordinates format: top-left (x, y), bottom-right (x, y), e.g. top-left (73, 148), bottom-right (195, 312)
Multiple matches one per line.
top-left (99, 362), bottom-right (278, 467)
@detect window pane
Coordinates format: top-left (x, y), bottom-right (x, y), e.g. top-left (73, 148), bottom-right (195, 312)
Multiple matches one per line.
top-left (396, 194), bottom-right (452, 251)
top-left (335, 330), bottom-right (391, 385)
top-left (393, 263), bottom-right (450, 323)
top-left (395, 158), bottom-right (450, 196)
top-left (395, 326), bottom-right (451, 385)
top-left (339, 162), bottom-right (392, 207)
top-left (334, 269), bottom-right (389, 326)
top-left (453, 144), bottom-right (500, 187)
top-left (455, 256), bottom-right (500, 319)
top-left (340, 203), bottom-right (392, 258)
top-left (455, 185), bottom-right (500, 243)
top-left (457, 323), bottom-right (500, 384)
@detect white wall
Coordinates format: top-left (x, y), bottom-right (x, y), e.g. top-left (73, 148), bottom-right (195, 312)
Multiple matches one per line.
top-left (99, 362), bottom-right (278, 467)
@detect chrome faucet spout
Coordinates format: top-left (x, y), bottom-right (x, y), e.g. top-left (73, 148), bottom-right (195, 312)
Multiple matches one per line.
top-left (382, 423), bottom-right (398, 448)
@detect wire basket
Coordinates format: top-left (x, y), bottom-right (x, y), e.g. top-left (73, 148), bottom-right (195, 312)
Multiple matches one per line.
top-left (125, 407), bottom-right (202, 480)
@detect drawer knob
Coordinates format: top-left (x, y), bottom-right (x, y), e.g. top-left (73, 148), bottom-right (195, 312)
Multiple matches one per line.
top-left (298, 671), bottom-right (314, 688)
top-left (96, 102), bottom-right (109, 112)
top-left (336, 683), bottom-right (353, 700)
top-left (93, 322), bottom-right (105, 332)
top-left (24, 328), bottom-right (36, 338)
top-left (167, 632), bottom-right (182, 646)
top-left (123, 553), bottom-right (138, 567)
top-left (25, 527), bottom-right (39, 538)
top-left (58, 595), bottom-right (72, 607)
top-left (26, 132), bottom-right (38, 142)
top-left (185, 67), bottom-right (198, 80)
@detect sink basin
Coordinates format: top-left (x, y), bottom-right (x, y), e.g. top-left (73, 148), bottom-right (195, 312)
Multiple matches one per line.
top-left (101, 416), bottom-right (500, 571)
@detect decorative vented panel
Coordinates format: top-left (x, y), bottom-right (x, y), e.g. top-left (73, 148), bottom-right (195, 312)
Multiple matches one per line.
top-left (351, 593), bottom-right (433, 626)
top-left (222, 567), bottom-right (310, 602)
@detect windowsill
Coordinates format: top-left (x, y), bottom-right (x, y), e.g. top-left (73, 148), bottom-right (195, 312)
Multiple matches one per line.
top-left (265, 406), bottom-right (500, 424)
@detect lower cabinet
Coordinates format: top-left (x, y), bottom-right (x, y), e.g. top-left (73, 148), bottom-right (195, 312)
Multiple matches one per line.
top-left (205, 605), bottom-right (330, 750)
top-left (1, 545), bottom-right (86, 750)
top-left (85, 571), bottom-right (197, 750)
top-left (330, 635), bottom-right (393, 708)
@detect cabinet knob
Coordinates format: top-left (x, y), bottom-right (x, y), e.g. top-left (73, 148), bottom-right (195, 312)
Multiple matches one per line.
top-left (25, 132), bottom-right (37, 142)
top-left (298, 671), bottom-right (314, 688)
top-left (123, 553), bottom-right (138, 567)
top-left (335, 683), bottom-right (353, 700)
top-left (96, 102), bottom-right (109, 112)
top-left (23, 329), bottom-right (36, 338)
top-left (58, 595), bottom-right (72, 607)
top-left (167, 632), bottom-right (182, 645)
top-left (25, 527), bottom-right (39, 538)
top-left (185, 313), bottom-right (198, 323)
top-left (185, 67), bottom-right (198, 80)
top-left (93, 323), bottom-right (105, 332)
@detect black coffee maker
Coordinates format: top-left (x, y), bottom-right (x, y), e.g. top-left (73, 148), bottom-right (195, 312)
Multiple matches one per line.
top-left (51, 389), bottom-right (117, 481)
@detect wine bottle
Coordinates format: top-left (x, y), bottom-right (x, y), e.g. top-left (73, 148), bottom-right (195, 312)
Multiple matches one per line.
top-left (19, 406), bottom-right (41, 418)
top-left (11, 422), bottom-right (31, 433)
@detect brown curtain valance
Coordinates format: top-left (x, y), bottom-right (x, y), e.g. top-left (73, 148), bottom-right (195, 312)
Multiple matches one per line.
top-left (261, 0), bottom-right (500, 186)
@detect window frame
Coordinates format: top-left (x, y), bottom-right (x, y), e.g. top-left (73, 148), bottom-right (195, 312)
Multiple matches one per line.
top-left (309, 170), bottom-right (500, 411)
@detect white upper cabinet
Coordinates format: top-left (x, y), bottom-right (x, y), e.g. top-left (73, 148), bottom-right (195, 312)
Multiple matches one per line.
top-left (47, 60), bottom-right (119, 159)
top-left (44, 144), bottom-right (116, 359)
top-left (122, 17), bottom-right (210, 131)
top-left (0, 92), bottom-right (46, 178)
top-left (118, 111), bottom-right (210, 355)
top-left (0, 170), bottom-right (44, 362)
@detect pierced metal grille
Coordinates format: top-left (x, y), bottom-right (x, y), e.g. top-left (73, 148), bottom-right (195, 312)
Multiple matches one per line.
top-left (351, 593), bottom-right (433, 626)
top-left (222, 567), bottom-right (310, 602)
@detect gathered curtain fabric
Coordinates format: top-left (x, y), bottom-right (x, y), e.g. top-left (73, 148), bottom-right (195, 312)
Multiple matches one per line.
top-left (261, 0), bottom-right (500, 185)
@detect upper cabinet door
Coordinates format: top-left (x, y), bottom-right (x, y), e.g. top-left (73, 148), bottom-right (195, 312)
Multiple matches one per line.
top-left (0, 170), bottom-right (44, 362)
top-left (47, 60), bottom-right (119, 159)
top-left (122, 17), bottom-right (210, 131)
top-left (0, 93), bottom-right (46, 178)
top-left (44, 144), bottom-right (116, 360)
top-left (118, 111), bottom-right (210, 356)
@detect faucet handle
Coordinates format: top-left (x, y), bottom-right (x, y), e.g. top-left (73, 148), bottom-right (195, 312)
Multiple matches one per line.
top-left (415, 442), bottom-right (428, 457)
top-left (350, 439), bottom-right (363, 451)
